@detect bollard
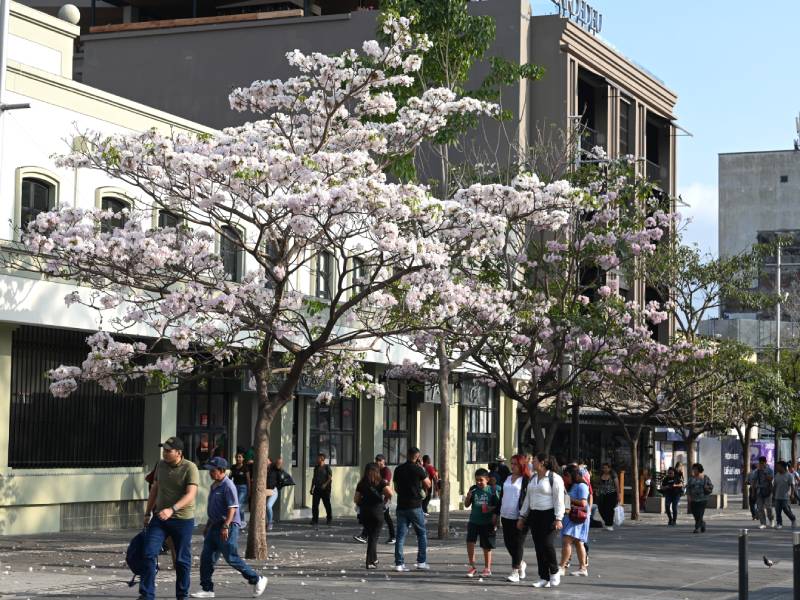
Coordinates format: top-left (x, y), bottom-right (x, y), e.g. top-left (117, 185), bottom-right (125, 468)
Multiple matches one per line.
top-left (794, 530), bottom-right (800, 600)
top-left (739, 528), bottom-right (748, 600)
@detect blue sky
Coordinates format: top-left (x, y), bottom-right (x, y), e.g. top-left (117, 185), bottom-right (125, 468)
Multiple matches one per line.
top-left (532, 0), bottom-right (800, 256)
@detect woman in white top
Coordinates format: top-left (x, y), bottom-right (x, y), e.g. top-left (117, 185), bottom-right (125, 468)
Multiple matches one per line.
top-left (498, 454), bottom-right (531, 583)
top-left (517, 454), bottom-right (566, 589)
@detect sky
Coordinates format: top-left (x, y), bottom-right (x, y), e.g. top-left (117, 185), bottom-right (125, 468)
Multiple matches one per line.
top-left (531, 0), bottom-right (800, 256)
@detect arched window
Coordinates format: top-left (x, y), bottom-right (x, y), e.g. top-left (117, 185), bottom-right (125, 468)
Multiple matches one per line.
top-left (100, 196), bottom-right (130, 233)
top-left (20, 177), bottom-right (55, 230)
top-left (316, 251), bottom-right (333, 299)
top-left (158, 210), bottom-right (181, 229)
top-left (220, 226), bottom-right (243, 282)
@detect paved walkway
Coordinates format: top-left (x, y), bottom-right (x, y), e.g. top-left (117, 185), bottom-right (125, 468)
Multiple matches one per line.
top-left (0, 506), bottom-right (795, 599)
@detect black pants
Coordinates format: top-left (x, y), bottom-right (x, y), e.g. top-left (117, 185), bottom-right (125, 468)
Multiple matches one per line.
top-left (361, 508), bottom-right (384, 566)
top-left (528, 509), bottom-right (558, 581)
top-left (690, 500), bottom-right (706, 529)
top-left (361, 507), bottom-right (395, 540)
top-left (312, 490), bottom-right (332, 524)
top-left (665, 494), bottom-right (680, 523)
top-left (422, 489), bottom-right (432, 513)
top-left (598, 493), bottom-right (616, 526)
top-left (501, 517), bottom-right (526, 568)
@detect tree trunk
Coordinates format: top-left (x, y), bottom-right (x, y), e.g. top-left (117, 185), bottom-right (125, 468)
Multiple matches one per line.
top-left (741, 428), bottom-right (752, 511)
top-left (436, 343), bottom-right (451, 539)
top-left (686, 433), bottom-right (697, 470)
top-left (543, 418), bottom-right (559, 456)
top-left (629, 433), bottom-right (640, 521)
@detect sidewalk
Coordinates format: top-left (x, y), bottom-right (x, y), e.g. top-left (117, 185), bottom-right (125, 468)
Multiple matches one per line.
top-left (0, 506), bottom-right (794, 599)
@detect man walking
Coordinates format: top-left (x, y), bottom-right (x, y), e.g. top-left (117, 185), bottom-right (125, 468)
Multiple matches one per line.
top-left (141, 437), bottom-right (199, 600)
top-left (190, 457), bottom-right (268, 598)
top-left (393, 447), bottom-right (431, 572)
top-left (773, 461), bottom-right (796, 529)
top-left (310, 453), bottom-right (333, 526)
top-left (749, 456), bottom-right (775, 529)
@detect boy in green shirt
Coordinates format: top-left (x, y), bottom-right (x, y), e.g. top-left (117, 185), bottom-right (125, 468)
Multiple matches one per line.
top-left (464, 468), bottom-right (499, 578)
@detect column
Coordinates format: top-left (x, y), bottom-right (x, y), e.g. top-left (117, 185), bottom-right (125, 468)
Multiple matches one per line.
top-left (142, 387), bottom-right (178, 469)
top-left (0, 325), bottom-right (14, 473)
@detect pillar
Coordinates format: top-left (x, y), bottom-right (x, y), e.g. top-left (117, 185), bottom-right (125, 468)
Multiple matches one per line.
top-left (143, 387), bottom-right (178, 469)
top-left (0, 325), bottom-right (14, 473)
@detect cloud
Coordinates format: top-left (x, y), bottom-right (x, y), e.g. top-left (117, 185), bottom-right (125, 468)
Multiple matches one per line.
top-left (677, 181), bottom-right (717, 257)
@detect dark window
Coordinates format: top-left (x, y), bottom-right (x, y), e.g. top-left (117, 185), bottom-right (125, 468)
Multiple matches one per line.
top-left (619, 99), bottom-right (632, 156)
top-left (291, 396), bottom-right (298, 467)
top-left (781, 175), bottom-right (789, 183)
top-left (316, 251), bottom-right (333, 299)
top-left (464, 383), bottom-right (498, 464)
top-left (383, 380), bottom-right (408, 465)
top-left (9, 325), bottom-right (144, 468)
top-left (177, 378), bottom-right (229, 465)
top-left (20, 177), bottom-right (55, 231)
top-left (309, 396), bottom-right (356, 466)
top-left (158, 210), bottom-right (181, 229)
top-left (101, 196), bottom-right (129, 233)
top-left (220, 226), bottom-right (243, 282)
top-left (352, 257), bottom-right (366, 296)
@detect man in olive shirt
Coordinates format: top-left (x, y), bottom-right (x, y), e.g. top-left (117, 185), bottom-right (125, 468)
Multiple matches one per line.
top-left (141, 436), bottom-right (200, 600)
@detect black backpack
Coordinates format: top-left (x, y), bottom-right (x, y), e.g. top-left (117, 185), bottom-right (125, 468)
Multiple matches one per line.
top-left (125, 530), bottom-right (157, 587)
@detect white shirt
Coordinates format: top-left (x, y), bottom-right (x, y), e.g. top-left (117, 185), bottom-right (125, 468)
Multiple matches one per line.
top-left (500, 475), bottom-right (524, 519)
top-left (519, 470), bottom-right (566, 519)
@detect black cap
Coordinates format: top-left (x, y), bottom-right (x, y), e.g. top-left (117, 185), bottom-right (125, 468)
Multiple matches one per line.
top-left (160, 436), bottom-right (184, 451)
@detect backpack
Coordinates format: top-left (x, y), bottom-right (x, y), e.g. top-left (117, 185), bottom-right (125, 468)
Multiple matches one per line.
top-left (703, 475), bottom-right (714, 496)
top-left (125, 530), bottom-right (156, 587)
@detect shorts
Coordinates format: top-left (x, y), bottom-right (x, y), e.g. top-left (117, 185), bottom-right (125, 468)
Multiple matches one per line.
top-left (466, 522), bottom-right (496, 550)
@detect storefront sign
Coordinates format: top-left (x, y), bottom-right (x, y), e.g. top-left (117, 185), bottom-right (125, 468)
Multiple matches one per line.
top-left (551, 0), bottom-right (603, 35)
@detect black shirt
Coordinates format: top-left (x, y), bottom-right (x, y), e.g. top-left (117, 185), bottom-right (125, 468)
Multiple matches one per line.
top-left (357, 480), bottom-right (388, 512)
top-left (312, 464), bottom-right (332, 491)
top-left (394, 462), bottom-right (428, 509)
top-left (660, 474), bottom-right (683, 497)
top-left (230, 463), bottom-right (250, 487)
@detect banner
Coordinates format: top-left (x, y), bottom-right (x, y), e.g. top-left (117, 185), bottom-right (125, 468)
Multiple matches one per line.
top-left (720, 437), bottom-right (743, 495)
top-left (749, 440), bottom-right (775, 468)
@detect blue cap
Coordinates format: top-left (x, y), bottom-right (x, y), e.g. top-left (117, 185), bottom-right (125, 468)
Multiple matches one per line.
top-left (203, 456), bottom-right (229, 471)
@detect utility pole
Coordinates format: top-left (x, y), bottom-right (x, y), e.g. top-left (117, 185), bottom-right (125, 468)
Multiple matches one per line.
top-left (776, 242), bottom-right (782, 462)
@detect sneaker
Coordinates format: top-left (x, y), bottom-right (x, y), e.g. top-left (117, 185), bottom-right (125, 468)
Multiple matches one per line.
top-left (480, 568), bottom-right (492, 578)
top-left (557, 566), bottom-right (565, 576)
top-left (253, 576), bottom-right (268, 598)
top-left (367, 563), bottom-right (379, 570)
top-left (759, 525), bottom-right (767, 529)
top-left (386, 538), bottom-right (396, 545)
top-left (507, 569), bottom-right (520, 583)
top-left (550, 572), bottom-right (561, 587)
top-left (415, 562), bottom-right (430, 571)
top-left (777, 524), bottom-right (784, 530)
top-left (519, 560), bottom-right (527, 580)
top-left (571, 568), bottom-right (589, 577)
top-left (532, 579), bottom-right (551, 588)
top-left (190, 592), bottom-right (215, 599)
top-left (604, 526), bottom-right (614, 531)
top-left (394, 564), bottom-right (410, 572)
top-left (466, 566), bottom-right (477, 578)
top-left (267, 523), bottom-right (273, 532)
top-left (353, 535), bottom-right (367, 544)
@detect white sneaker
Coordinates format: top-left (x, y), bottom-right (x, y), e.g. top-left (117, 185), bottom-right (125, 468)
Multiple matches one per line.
top-left (571, 568), bottom-right (589, 577)
top-left (394, 564), bottom-right (410, 572)
top-left (190, 593), bottom-right (215, 599)
top-left (253, 576), bottom-right (268, 597)
top-left (507, 569), bottom-right (520, 583)
top-left (532, 579), bottom-right (550, 588)
top-left (557, 566), bottom-right (565, 576)
top-left (777, 524), bottom-right (784, 530)
top-left (759, 525), bottom-right (767, 529)
top-left (415, 562), bottom-right (430, 571)
top-left (550, 572), bottom-right (561, 587)
top-left (519, 560), bottom-right (527, 580)
top-left (604, 526), bottom-right (614, 531)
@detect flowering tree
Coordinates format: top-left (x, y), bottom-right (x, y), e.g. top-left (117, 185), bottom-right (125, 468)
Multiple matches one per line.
top-left (4, 19), bottom-right (508, 559)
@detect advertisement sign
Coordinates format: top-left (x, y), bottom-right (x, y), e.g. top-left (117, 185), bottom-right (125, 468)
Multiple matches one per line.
top-left (720, 437), bottom-right (743, 495)
top-left (749, 440), bottom-right (775, 467)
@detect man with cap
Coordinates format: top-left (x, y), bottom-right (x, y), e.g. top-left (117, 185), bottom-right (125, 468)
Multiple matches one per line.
top-left (495, 455), bottom-right (511, 487)
top-left (141, 436), bottom-right (199, 600)
top-left (190, 457), bottom-right (268, 598)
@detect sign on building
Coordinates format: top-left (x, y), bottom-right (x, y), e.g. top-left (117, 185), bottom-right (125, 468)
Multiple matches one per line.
top-left (551, 0), bottom-right (603, 35)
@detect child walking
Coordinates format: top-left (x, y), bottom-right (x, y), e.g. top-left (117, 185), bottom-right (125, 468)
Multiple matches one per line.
top-left (464, 468), bottom-right (499, 578)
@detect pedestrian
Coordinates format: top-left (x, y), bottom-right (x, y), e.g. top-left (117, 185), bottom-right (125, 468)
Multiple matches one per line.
top-left (594, 463), bottom-right (618, 531)
top-left (355, 454), bottom-right (397, 545)
top-left (393, 446), bottom-right (431, 572)
top-left (267, 456), bottom-right (288, 531)
top-left (495, 455), bottom-right (511, 486)
top-left (558, 464), bottom-right (589, 577)
top-left (231, 452), bottom-right (251, 528)
top-left (517, 453), bottom-right (565, 589)
top-left (421, 455), bottom-right (439, 516)
top-left (793, 461), bottom-right (800, 504)
top-left (464, 468), bottom-right (499, 578)
top-left (686, 463), bottom-right (713, 533)
top-left (310, 453), bottom-right (333, 526)
top-left (748, 461), bottom-right (759, 520)
top-left (141, 437), bottom-right (199, 600)
top-left (773, 461), bottom-right (796, 529)
top-left (660, 466), bottom-right (683, 526)
top-left (498, 454), bottom-right (530, 583)
top-left (354, 462), bottom-right (393, 569)
top-left (748, 456), bottom-right (775, 529)
top-left (190, 457), bottom-right (268, 598)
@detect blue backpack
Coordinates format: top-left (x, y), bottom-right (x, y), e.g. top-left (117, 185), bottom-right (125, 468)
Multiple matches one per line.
top-left (126, 530), bottom-right (157, 587)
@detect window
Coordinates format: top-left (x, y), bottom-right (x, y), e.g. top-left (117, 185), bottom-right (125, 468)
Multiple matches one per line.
top-left (177, 378), bottom-right (229, 465)
top-left (619, 98), bottom-right (632, 156)
top-left (464, 381), bottom-right (498, 463)
top-left (20, 177), bottom-right (55, 231)
top-left (383, 379), bottom-right (408, 465)
top-left (352, 257), bottom-right (366, 296)
top-left (158, 210), bottom-right (181, 229)
top-left (220, 226), bottom-right (243, 282)
top-left (316, 251), bottom-right (334, 298)
top-left (9, 325), bottom-right (144, 468)
top-left (781, 175), bottom-right (789, 183)
top-left (309, 396), bottom-right (356, 466)
top-left (101, 196), bottom-right (130, 233)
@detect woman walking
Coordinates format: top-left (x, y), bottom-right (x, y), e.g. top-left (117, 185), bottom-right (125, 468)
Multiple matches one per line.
top-left (660, 466), bottom-right (683, 526)
top-left (498, 454), bottom-right (531, 583)
top-left (558, 464), bottom-right (590, 577)
top-left (266, 457), bottom-right (290, 531)
top-left (354, 462), bottom-right (393, 569)
top-left (231, 452), bottom-right (251, 528)
top-left (595, 463), bottom-right (618, 531)
top-left (686, 463), bottom-right (713, 533)
top-left (517, 454), bottom-right (565, 589)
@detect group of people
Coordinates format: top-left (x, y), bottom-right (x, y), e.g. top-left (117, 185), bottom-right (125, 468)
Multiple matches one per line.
top-left (747, 456), bottom-right (799, 529)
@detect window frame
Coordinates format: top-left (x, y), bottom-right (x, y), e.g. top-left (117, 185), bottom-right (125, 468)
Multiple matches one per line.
top-left (464, 384), bottom-right (499, 464)
top-left (315, 250), bottom-right (334, 299)
top-left (383, 379), bottom-right (409, 466)
top-left (308, 395), bottom-right (358, 466)
top-left (218, 225), bottom-right (244, 282)
top-left (95, 187), bottom-right (132, 234)
top-left (15, 167), bottom-right (60, 238)
top-left (156, 209), bottom-right (182, 229)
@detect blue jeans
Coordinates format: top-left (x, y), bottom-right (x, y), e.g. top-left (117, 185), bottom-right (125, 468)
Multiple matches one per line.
top-left (665, 494), bottom-right (680, 522)
top-left (267, 488), bottom-right (280, 524)
top-left (140, 515), bottom-right (195, 599)
top-left (199, 523), bottom-right (260, 592)
top-left (394, 507), bottom-right (427, 566)
top-left (236, 484), bottom-right (249, 516)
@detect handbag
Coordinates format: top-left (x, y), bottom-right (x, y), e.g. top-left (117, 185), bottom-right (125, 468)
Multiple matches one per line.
top-left (568, 505), bottom-right (587, 523)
